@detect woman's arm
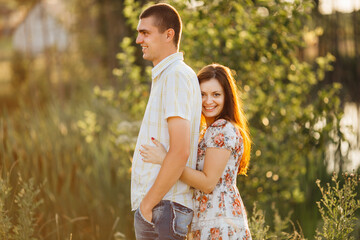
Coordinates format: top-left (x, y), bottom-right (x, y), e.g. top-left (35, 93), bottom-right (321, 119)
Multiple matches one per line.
top-left (180, 148), bottom-right (230, 194)
top-left (141, 138), bottom-right (230, 194)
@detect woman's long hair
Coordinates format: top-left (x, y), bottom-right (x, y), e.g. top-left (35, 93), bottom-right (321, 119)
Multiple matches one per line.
top-left (197, 64), bottom-right (251, 175)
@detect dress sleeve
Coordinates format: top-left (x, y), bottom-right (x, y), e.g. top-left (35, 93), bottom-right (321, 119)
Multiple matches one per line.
top-left (204, 120), bottom-right (237, 151)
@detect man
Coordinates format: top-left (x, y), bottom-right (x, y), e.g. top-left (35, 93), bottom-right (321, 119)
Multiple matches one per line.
top-left (131, 3), bottom-right (202, 239)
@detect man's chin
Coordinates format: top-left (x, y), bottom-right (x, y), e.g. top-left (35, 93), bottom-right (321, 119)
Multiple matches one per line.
top-left (142, 54), bottom-right (150, 61)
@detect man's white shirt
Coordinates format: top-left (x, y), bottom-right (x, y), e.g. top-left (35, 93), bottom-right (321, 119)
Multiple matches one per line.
top-left (131, 52), bottom-right (202, 211)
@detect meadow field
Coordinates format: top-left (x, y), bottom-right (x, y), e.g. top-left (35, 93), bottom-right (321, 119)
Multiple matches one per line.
top-left (1, 0), bottom-right (360, 239)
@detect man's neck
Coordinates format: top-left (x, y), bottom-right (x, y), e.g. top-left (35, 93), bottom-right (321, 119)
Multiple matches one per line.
top-left (153, 49), bottom-right (178, 67)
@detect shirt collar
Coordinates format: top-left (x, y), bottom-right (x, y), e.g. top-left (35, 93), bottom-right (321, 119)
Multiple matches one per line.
top-left (152, 52), bottom-right (184, 80)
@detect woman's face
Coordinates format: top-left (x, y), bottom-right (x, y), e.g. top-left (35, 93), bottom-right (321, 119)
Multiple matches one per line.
top-left (200, 78), bottom-right (225, 125)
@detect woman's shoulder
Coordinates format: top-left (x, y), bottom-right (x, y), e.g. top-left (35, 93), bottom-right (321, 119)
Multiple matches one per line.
top-left (208, 119), bottom-right (241, 138)
top-left (209, 119), bottom-right (237, 131)
top-left (207, 119), bottom-right (238, 137)
top-left (204, 119), bottom-right (239, 150)
top-left (209, 119), bottom-right (228, 128)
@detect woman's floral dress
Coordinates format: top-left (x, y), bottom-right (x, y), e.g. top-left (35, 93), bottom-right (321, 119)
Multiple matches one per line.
top-left (190, 119), bottom-right (252, 240)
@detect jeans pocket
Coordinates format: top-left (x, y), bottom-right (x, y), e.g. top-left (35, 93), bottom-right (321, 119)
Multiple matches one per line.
top-left (171, 202), bottom-right (194, 238)
top-left (134, 208), bottom-right (158, 240)
top-left (137, 207), bottom-right (155, 227)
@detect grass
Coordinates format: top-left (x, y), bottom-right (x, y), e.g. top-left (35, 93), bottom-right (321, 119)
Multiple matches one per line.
top-left (0, 36), bottom-right (12, 60)
top-left (1, 94), bottom-right (135, 239)
top-left (0, 61), bottom-right (11, 82)
top-left (0, 56), bottom-right (12, 97)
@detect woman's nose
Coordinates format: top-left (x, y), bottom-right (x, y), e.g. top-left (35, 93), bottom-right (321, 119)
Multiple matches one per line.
top-left (204, 96), bottom-right (213, 104)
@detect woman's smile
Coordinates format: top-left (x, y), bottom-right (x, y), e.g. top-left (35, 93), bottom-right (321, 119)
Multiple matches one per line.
top-left (200, 78), bottom-right (225, 125)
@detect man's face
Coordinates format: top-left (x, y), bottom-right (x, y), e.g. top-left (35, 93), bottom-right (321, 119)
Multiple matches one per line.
top-left (136, 16), bottom-right (167, 66)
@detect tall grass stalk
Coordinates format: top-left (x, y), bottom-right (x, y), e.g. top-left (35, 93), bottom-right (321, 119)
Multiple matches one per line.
top-left (315, 172), bottom-right (360, 240)
top-left (0, 175), bottom-right (12, 239)
top-left (249, 203), bottom-right (305, 240)
top-left (13, 176), bottom-right (42, 240)
top-left (0, 171), bottom-right (42, 240)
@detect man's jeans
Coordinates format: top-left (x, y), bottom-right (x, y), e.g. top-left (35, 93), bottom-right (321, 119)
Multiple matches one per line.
top-left (134, 200), bottom-right (193, 240)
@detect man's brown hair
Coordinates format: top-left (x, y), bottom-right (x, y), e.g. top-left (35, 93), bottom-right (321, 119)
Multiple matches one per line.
top-left (140, 3), bottom-right (182, 48)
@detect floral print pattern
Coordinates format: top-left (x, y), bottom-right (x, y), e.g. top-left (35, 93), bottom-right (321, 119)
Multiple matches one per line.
top-left (210, 227), bottom-right (222, 240)
top-left (190, 119), bottom-right (252, 240)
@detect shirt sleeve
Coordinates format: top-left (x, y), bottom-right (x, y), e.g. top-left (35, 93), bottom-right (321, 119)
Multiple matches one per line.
top-left (204, 121), bottom-right (237, 151)
top-left (162, 70), bottom-right (191, 121)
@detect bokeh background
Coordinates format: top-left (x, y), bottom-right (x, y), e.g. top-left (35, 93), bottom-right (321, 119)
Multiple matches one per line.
top-left (0, 0), bottom-right (359, 239)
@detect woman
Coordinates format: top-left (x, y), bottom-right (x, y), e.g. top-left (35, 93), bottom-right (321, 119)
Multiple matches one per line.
top-left (140, 64), bottom-right (252, 239)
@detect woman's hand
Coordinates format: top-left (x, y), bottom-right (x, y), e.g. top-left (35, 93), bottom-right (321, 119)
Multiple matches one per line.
top-left (140, 138), bottom-right (167, 165)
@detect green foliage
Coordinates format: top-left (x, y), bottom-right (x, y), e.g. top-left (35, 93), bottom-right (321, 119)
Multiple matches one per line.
top-left (315, 172), bottom-right (360, 240)
top-left (112, 37), bottom-right (152, 119)
top-left (249, 203), bottom-right (270, 239)
top-left (77, 110), bottom-right (101, 143)
top-left (249, 203), bottom-right (305, 240)
top-left (13, 177), bottom-right (42, 240)
top-left (0, 175), bottom-right (12, 239)
top-left (0, 173), bottom-right (42, 240)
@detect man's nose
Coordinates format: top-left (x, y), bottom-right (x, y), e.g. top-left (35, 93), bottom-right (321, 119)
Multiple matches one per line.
top-left (136, 34), bottom-right (142, 44)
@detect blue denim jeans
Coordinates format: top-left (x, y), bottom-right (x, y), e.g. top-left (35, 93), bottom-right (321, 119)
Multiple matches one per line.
top-left (134, 200), bottom-right (193, 240)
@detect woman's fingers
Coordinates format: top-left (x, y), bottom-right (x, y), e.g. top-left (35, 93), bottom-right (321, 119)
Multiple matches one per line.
top-left (151, 137), bottom-right (161, 146)
top-left (140, 140), bottom-right (166, 165)
top-left (141, 144), bottom-right (152, 150)
top-left (140, 149), bottom-right (150, 162)
top-left (151, 138), bottom-right (165, 149)
top-left (140, 145), bottom-right (154, 158)
top-left (151, 138), bottom-right (166, 152)
top-left (139, 149), bottom-right (146, 157)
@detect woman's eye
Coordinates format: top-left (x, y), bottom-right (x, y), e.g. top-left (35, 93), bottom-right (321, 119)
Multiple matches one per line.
top-left (214, 93), bottom-right (220, 97)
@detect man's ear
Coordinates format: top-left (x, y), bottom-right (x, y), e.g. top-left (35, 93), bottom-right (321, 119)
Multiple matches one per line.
top-left (165, 28), bottom-right (175, 42)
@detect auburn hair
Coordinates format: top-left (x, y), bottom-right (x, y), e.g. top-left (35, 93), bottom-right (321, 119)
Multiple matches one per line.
top-left (197, 64), bottom-right (251, 175)
top-left (140, 3), bottom-right (182, 49)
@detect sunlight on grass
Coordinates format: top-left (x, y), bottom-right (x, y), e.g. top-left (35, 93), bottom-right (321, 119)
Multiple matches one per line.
top-left (0, 60), bottom-right (12, 96)
top-left (0, 37), bottom-right (12, 59)
top-left (0, 61), bottom-right (11, 82)
top-left (0, 36), bottom-right (13, 97)
top-left (0, 83), bottom-right (12, 96)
